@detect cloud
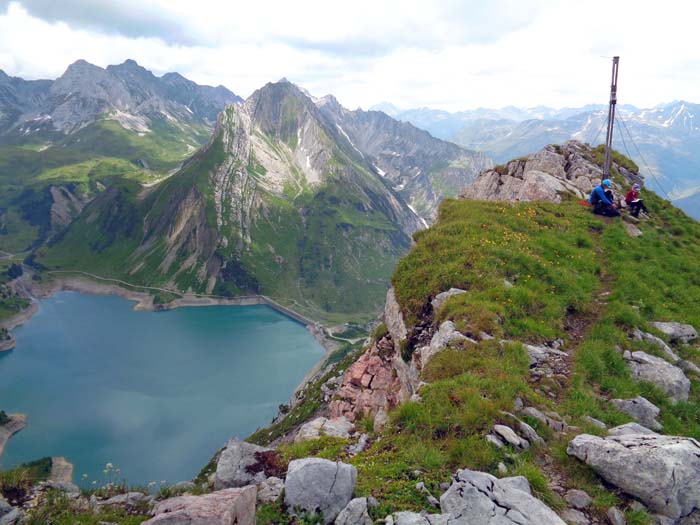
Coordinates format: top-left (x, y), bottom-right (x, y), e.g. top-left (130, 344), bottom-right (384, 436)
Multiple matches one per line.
top-left (0, 0), bottom-right (698, 111)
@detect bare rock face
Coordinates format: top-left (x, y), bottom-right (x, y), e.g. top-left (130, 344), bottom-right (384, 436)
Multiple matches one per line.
top-left (144, 486), bottom-right (256, 525)
top-left (461, 141), bottom-right (640, 204)
top-left (624, 351), bottom-right (690, 403)
top-left (567, 433), bottom-right (700, 521)
top-left (385, 287), bottom-right (408, 345)
top-left (295, 417), bottom-right (355, 442)
top-left (439, 469), bottom-right (566, 524)
top-left (611, 396), bottom-right (662, 430)
top-left (284, 458), bottom-right (357, 524)
top-left (214, 438), bottom-right (273, 490)
top-left (414, 321), bottom-right (473, 371)
top-left (335, 497), bottom-right (376, 525)
top-left (329, 336), bottom-right (406, 422)
top-left (430, 288), bottom-right (467, 313)
top-left (650, 322), bottom-right (698, 345)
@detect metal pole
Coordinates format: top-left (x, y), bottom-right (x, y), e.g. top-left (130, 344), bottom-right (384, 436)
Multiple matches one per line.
top-left (603, 56), bottom-right (620, 181)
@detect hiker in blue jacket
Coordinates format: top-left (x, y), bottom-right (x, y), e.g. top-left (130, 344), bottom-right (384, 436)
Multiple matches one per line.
top-left (589, 179), bottom-right (620, 217)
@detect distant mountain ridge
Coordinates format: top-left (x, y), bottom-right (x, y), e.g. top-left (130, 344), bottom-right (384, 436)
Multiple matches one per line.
top-left (374, 101), bottom-right (700, 218)
top-left (0, 59), bottom-right (241, 138)
top-left (35, 79), bottom-right (488, 319)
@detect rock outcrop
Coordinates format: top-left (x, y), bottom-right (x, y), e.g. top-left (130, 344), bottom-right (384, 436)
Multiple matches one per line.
top-left (567, 433), bottom-right (700, 521)
top-left (284, 458), bottom-right (357, 524)
top-left (439, 469), bottom-right (566, 524)
top-left (624, 351), bottom-right (690, 403)
top-left (144, 486), bottom-right (256, 525)
top-left (461, 142), bottom-right (633, 203)
top-left (335, 497), bottom-right (376, 525)
top-left (650, 322), bottom-right (698, 345)
top-left (295, 417), bottom-right (355, 442)
top-left (0, 414), bottom-right (27, 460)
top-left (611, 396), bottom-right (662, 430)
top-left (214, 438), bottom-right (274, 490)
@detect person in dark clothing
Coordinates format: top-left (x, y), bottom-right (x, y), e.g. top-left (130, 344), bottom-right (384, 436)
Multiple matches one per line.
top-left (589, 179), bottom-right (620, 217)
top-left (625, 183), bottom-right (649, 217)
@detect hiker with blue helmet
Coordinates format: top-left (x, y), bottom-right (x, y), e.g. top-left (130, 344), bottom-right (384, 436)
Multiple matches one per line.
top-left (625, 183), bottom-right (649, 218)
top-left (589, 179), bottom-right (620, 217)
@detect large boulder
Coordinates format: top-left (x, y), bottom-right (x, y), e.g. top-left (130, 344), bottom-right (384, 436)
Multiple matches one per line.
top-left (624, 351), bottom-right (690, 403)
top-left (214, 438), bottom-right (274, 490)
top-left (607, 422), bottom-right (658, 436)
top-left (611, 396), bottom-right (662, 430)
top-left (284, 458), bottom-right (357, 524)
top-left (295, 417), bottom-right (355, 442)
top-left (143, 486), bottom-right (256, 525)
top-left (650, 322), bottom-right (698, 344)
top-left (439, 469), bottom-right (566, 524)
top-left (567, 433), bottom-right (700, 520)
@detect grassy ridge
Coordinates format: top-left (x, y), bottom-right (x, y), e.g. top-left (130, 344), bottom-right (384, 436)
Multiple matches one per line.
top-left (270, 191), bottom-right (700, 524)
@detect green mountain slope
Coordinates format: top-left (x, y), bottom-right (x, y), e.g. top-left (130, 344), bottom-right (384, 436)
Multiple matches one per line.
top-left (248, 145), bottom-right (700, 523)
top-left (36, 81), bottom-right (423, 321)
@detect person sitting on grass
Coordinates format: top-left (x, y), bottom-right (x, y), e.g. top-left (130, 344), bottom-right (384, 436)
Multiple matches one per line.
top-left (589, 179), bottom-right (620, 217)
top-left (625, 183), bottom-right (650, 218)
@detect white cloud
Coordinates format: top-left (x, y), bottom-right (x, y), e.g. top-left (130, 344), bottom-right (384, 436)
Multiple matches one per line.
top-left (0, 0), bottom-right (698, 111)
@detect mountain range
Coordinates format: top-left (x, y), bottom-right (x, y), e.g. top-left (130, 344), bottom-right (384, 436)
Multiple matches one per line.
top-left (374, 101), bottom-right (700, 218)
top-left (0, 60), bottom-right (488, 320)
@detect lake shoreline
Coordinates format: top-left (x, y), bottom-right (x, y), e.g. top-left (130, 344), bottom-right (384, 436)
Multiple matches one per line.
top-left (0, 414), bottom-right (27, 461)
top-left (2, 273), bottom-right (340, 354)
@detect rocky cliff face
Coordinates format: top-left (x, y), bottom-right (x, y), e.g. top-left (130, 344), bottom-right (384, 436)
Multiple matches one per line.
top-left (37, 80), bottom-right (429, 316)
top-left (462, 141), bottom-right (642, 203)
top-left (0, 59), bottom-right (241, 138)
top-left (317, 95), bottom-right (492, 221)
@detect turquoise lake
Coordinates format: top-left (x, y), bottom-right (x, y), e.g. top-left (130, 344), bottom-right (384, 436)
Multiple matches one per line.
top-left (0, 292), bottom-right (323, 485)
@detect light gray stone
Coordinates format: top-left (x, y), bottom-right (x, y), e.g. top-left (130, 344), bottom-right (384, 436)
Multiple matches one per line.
top-left (493, 424), bottom-right (527, 448)
top-left (431, 288), bottom-right (467, 312)
top-left (385, 287), bottom-right (408, 344)
top-left (607, 506), bottom-right (626, 525)
top-left (335, 497), bottom-right (373, 525)
top-left (439, 469), bottom-right (566, 524)
top-left (650, 322), bottom-right (698, 344)
top-left (607, 422), bottom-right (658, 436)
top-left (582, 416), bottom-right (606, 429)
top-left (564, 489), bottom-right (592, 509)
top-left (295, 416), bottom-right (355, 442)
top-left (257, 476), bottom-right (283, 503)
top-left (417, 321), bottom-right (474, 370)
top-left (624, 351), bottom-right (690, 403)
top-left (144, 487), bottom-right (256, 525)
top-left (214, 438), bottom-right (272, 490)
top-left (518, 420), bottom-right (545, 446)
top-left (0, 509), bottom-right (23, 525)
top-left (0, 497), bottom-right (10, 519)
top-left (632, 328), bottom-right (680, 361)
top-left (561, 508), bottom-right (590, 524)
top-left (521, 406), bottom-right (547, 425)
top-left (567, 433), bottom-right (700, 520)
top-left (284, 458), bottom-right (357, 524)
top-left (611, 396), bottom-right (662, 430)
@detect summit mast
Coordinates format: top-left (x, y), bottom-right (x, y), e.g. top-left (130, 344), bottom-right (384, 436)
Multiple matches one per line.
top-left (603, 56), bottom-right (620, 181)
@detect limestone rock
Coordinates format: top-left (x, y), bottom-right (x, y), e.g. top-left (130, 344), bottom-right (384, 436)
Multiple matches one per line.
top-left (431, 288), bottom-right (467, 312)
top-left (144, 486), bottom-right (256, 525)
top-left (295, 416), bottom-right (355, 442)
top-left (0, 497), bottom-right (11, 518)
top-left (440, 469), bottom-right (566, 524)
top-left (385, 287), bottom-right (408, 344)
top-left (650, 322), bottom-right (698, 344)
top-left (415, 321), bottom-right (474, 370)
top-left (582, 416), bottom-right (606, 429)
top-left (607, 507), bottom-right (626, 525)
top-left (214, 438), bottom-right (273, 490)
top-left (623, 222), bottom-right (642, 237)
top-left (624, 351), bottom-right (690, 403)
top-left (607, 422), bottom-right (658, 436)
top-left (493, 424), bottom-right (528, 448)
top-left (611, 396), bottom-right (662, 430)
top-left (0, 508), bottom-right (23, 525)
top-left (632, 328), bottom-right (680, 361)
top-left (561, 508), bottom-right (590, 524)
top-left (391, 512), bottom-right (448, 525)
top-left (567, 433), bottom-right (700, 520)
top-left (334, 497), bottom-right (375, 525)
top-left (564, 489), bottom-right (592, 509)
top-left (284, 458), bottom-right (357, 524)
top-left (257, 476), bottom-right (283, 503)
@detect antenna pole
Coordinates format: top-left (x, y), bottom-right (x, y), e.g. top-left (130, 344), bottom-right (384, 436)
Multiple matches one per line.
top-left (603, 56), bottom-right (620, 181)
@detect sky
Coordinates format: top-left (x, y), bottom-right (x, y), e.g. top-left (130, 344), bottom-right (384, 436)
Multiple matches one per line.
top-left (0, 0), bottom-right (698, 111)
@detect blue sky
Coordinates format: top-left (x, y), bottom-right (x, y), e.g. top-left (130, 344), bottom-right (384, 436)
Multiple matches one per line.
top-left (0, 0), bottom-right (697, 111)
